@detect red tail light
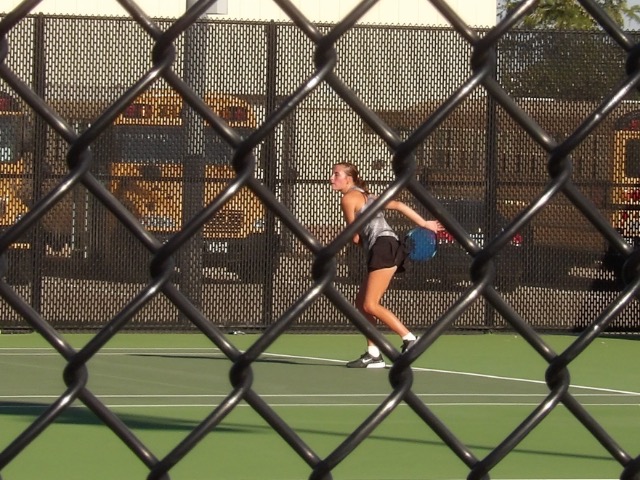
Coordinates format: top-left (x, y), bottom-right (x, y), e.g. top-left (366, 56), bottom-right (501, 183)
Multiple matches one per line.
top-left (437, 229), bottom-right (524, 246)
top-left (0, 94), bottom-right (17, 112)
top-left (620, 211), bottom-right (630, 223)
top-left (510, 232), bottom-right (524, 247)
top-left (625, 189), bottom-right (640, 202)
top-left (222, 105), bottom-right (248, 122)
top-left (623, 118), bottom-right (640, 131)
top-left (123, 103), bottom-right (152, 118)
top-left (436, 230), bottom-right (455, 244)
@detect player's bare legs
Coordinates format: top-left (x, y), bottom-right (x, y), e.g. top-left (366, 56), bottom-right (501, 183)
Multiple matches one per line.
top-left (345, 265), bottom-right (417, 367)
top-left (355, 266), bottom-right (409, 342)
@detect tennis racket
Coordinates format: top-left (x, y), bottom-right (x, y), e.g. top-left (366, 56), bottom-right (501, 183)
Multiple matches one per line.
top-left (405, 227), bottom-right (437, 261)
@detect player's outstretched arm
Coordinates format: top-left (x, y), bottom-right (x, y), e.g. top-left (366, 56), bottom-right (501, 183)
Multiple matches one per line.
top-left (386, 200), bottom-right (443, 233)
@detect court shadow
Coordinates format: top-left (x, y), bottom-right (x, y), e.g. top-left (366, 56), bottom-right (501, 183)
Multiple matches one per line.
top-left (129, 353), bottom-right (340, 367)
top-left (0, 400), bottom-right (260, 433)
top-left (0, 401), bottom-right (614, 462)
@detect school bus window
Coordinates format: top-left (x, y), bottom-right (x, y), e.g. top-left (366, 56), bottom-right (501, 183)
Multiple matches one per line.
top-left (574, 133), bottom-right (604, 179)
top-left (0, 120), bottom-right (19, 163)
top-left (624, 138), bottom-right (640, 178)
top-left (431, 129), bottom-right (452, 168)
top-left (116, 126), bottom-right (183, 164)
top-left (429, 128), bottom-right (485, 170)
top-left (204, 129), bottom-right (233, 165)
top-left (157, 104), bottom-right (181, 118)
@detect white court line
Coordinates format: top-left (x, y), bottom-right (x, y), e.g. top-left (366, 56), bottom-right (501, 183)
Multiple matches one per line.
top-left (2, 347), bottom-right (640, 398)
top-left (259, 351), bottom-right (640, 397)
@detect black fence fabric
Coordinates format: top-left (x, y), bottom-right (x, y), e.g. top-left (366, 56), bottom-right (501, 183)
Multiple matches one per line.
top-left (0, 14), bottom-right (638, 333)
top-left (0, 0), bottom-right (640, 478)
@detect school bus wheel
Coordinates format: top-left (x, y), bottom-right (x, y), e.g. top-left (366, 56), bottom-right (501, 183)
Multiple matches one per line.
top-left (105, 222), bottom-right (151, 283)
top-left (5, 247), bottom-right (32, 285)
top-left (523, 246), bottom-right (570, 287)
top-left (226, 233), bottom-right (278, 283)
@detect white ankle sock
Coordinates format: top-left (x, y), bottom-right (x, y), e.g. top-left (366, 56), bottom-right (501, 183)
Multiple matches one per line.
top-left (367, 345), bottom-right (380, 357)
top-left (402, 333), bottom-right (416, 341)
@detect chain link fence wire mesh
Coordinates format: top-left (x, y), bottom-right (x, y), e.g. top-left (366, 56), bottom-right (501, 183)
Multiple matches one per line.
top-left (0, 0), bottom-right (640, 478)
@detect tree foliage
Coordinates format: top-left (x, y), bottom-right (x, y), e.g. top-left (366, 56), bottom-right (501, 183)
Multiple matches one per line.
top-left (499, 30), bottom-right (628, 100)
top-left (497, 1), bottom-right (640, 100)
top-left (499, 0), bottom-right (640, 30)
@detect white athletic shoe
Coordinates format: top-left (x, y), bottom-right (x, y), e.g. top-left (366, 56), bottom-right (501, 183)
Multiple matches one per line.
top-left (346, 352), bottom-right (386, 368)
top-left (401, 338), bottom-right (418, 354)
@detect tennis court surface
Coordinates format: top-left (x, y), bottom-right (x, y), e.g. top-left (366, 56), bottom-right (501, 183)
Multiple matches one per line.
top-left (0, 332), bottom-right (638, 480)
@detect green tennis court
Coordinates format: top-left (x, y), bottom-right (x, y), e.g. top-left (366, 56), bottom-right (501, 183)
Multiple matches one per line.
top-left (1, 332), bottom-right (638, 480)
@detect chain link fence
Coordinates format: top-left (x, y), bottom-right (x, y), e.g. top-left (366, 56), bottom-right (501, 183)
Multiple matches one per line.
top-left (1, 0), bottom-right (639, 478)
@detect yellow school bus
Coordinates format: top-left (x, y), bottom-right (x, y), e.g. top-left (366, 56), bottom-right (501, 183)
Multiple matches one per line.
top-left (0, 92), bottom-right (31, 283)
top-left (379, 97), bottom-right (640, 287)
top-left (611, 111), bottom-right (640, 244)
top-left (0, 90), bottom-right (268, 284)
top-left (100, 89), bottom-right (268, 282)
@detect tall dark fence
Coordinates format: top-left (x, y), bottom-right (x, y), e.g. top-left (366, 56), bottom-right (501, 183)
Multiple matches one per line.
top-left (0, 13), bottom-right (638, 332)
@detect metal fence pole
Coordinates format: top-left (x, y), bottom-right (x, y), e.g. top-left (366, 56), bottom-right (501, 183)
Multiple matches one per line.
top-left (261, 21), bottom-right (279, 325)
top-left (30, 13), bottom-right (46, 311)
top-left (180, 17), bottom-right (206, 316)
top-left (484, 49), bottom-right (499, 328)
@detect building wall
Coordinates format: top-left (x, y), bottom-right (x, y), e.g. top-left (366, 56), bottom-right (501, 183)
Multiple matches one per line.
top-left (3, 0), bottom-right (496, 27)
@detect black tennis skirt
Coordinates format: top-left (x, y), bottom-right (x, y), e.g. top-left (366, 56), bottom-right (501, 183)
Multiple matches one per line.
top-left (367, 236), bottom-right (410, 273)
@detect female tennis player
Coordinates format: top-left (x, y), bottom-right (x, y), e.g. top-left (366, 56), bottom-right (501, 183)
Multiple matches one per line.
top-left (330, 162), bottom-right (443, 368)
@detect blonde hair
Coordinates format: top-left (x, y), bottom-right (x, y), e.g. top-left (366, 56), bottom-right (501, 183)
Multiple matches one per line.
top-left (334, 162), bottom-right (369, 194)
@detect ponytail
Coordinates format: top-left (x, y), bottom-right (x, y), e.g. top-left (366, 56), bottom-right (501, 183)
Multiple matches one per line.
top-left (335, 162), bottom-right (369, 194)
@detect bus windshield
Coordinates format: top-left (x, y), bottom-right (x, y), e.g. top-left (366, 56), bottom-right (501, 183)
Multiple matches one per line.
top-left (116, 127), bottom-right (182, 164)
top-left (114, 125), bottom-right (248, 165)
top-left (625, 138), bottom-right (640, 178)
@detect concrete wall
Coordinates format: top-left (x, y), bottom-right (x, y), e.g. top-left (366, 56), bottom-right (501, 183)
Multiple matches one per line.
top-left (3, 0), bottom-right (496, 27)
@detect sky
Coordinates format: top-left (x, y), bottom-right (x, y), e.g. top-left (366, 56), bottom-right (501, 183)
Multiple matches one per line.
top-left (629, 0), bottom-right (640, 29)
